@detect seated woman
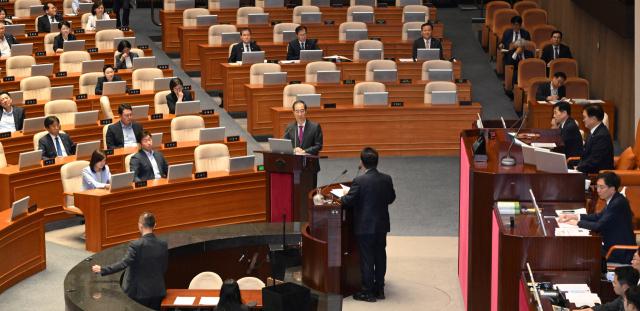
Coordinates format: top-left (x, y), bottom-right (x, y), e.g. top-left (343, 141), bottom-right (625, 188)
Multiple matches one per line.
top-left (115, 40), bottom-right (138, 69)
top-left (166, 78), bottom-right (193, 114)
top-left (0, 7), bottom-right (12, 25)
top-left (95, 64), bottom-right (129, 95)
top-left (53, 21), bottom-right (77, 53)
top-left (85, 1), bottom-right (109, 31)
top-left (81, 149), bottom-right (112, 191)
top-left (214, 279), bottom-right (250, 311)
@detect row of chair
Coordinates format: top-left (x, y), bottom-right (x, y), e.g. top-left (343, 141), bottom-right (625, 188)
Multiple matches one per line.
top-left (188, 274), bottom-right (265, 290)
top-left (482, 0), bottom-right (540, 48)
top-left (168, 0), bottom-right (418, 10)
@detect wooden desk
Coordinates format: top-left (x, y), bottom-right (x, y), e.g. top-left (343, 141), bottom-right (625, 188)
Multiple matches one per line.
top-left (246, 80), bottom-right (472, 135)
top-left (222, 60), bottom-right (462, 111)
top-left (12, 28), bottom-right (131, 52)
top-left (0, 208), bottom-right (45, 295)
top-left (162, 6), bottom-right (438, 53)
top-left (521, 271), bottom-right (592, 310)
top-left (8, 13), bottom-right (112, 33)
top-left (0, 0), bottom-right (63, 16)
top-left (161, 289), bottom-right (262, 310)
top-left (526, 100), bottom-right (616, 138)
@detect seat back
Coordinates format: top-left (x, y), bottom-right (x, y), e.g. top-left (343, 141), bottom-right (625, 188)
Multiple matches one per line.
top-left (63, 0), bottom-right (74, 15)
top-left (100, 96), bottom-right (113, 119)
top-left (514, 0), bottom-right (537, 16)
top-left (189, 272), bottom-right (224, 290)
top-left (521, 8), bottom-right (547, 31)
top-left (61, 161), bottom-right (90, 197)
top-left (305, 61), bottom-right (337, 82)
top-left (6, 55), bottom-right (36, 77)
top-left (564, 77), bottom-right (589, 99)
top-left (421, 60), bottom-right (453, 80)
top-left (338, 22), bottom-right (367, 40)
top-left (34, 130), bottom-right (67, 151)
top-left (292, 6), bottom-right (319, 23)
top-left (44, 33), bottom-right (57, 54)
top-left (249, 63), bottom-right (281, 84)
top-left (208, 0), bottom-right (220, 9)
top-left (0, 142), bottom-right (6, 169)
top-left (102, 125), bottom-right (109, 149)
top-left (125, 153), bottom-right (134, 172)
top-left (283, 84), bottom-right (316, 107)
top-left (21, 76), bottom-right (52, 101)
top-left (527, 77), bottom-right (551, 99)
top-left (549, 58), bottom-right (578, 79)
top-left (424, 81), bottom-right (458, 104)
top-left (516, 58), bottom-right (546, 89)
top-left (349, 0), bottom-right (376, 6)
top-left (44, 100), bottom-right (79, 125)
top-left (183, 8), bottom-right (209, 26)
top-left (14, 0), bottom-right (41, 17)
top-left (492, 9), bottom-right (517, 31)
top-left (365, 60), bottom-right (396, 81)
top-left (171, 115), bottom-right (205, 142)
top-left (401, 5), bottom-right (428, 23)
top-left (164, 0), bottom-right (176, 10)
top-left (228, 43), bottom-right (236, 57)
top-left (81, 13), bottom-right (91, 29)
top-left (60, 51), bottom-right (92, 73)
top-left (95, 29), bottom-right (125, 50)
top-left (508, 40), bottom-right (536, 55)
top-left (132, 68), bottom-right (164, 91)
top-left (353, 82), bottom-right (385, 106)
top-left (236, 7), bottom-right (264, 24)
top-left (208, 25), bottom-right (238, 44)
top-left (237, 277), bottom-right (266, 289)
top-left (79, 72), bottom-right (104, 96)
top-left (603, 112), bottom-right (610, 129)
top-left (154, 90), bottom-right (172, 115)
top-left (537, 40), bottom-right (553, 58)
top-left (353, 40), bottom-right (384, 60)
top-left (273, 23), bottom-right (299, 43)
top-left (194, 143), bottom-right (230, 172)
top-left (401, 21), bottom-right (423, 41)
top-left (485, 1), bottom-right (510, 27)
top-left (530, 25), bottom-right (557, 48)
top-left (346, 6), bottom-right (374, 23)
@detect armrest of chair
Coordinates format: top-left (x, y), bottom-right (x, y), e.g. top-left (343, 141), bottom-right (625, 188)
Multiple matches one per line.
top-left (605, 245), bottom-right (638, 261)
top-left (566, 157), bottom-right (580, 164)
top-left (62, 192), bottom-right (74, 209)
top-left (505, 65), bottom-right (514, 91)
top-left (614, 156), bottom-right (620, 167)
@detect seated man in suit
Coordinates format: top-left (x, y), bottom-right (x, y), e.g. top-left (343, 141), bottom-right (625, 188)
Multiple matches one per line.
top-left (37, 2), bottom-right (64, 33)
top-left (540, 30), bottom-right (573, 64)
top-left (576, 103), bottom-right (614, 174)
top-left (130, 130), bottom-right (169, 182)
top-left (552, 101), bottom-right (582, 162)
top-left (506, 38), bottom-right (534, 86)
top-left (584, 266), bottom-right (639, 311)
top-left (286, 25), bottom-right (319, 60)
top-left (412, 22), bottom-right (442, 61)
top-left (0, 23), bottom-right (19, 57)
top-left (536, 72), bottom-right (567, 101)
top-left (0, 91), bottom-right (25, 132)
top-left (559, 172), bottom-right (636, 264)
top-left (498, 16), bottom-right (530, 74)
top-left (106, 104), bottom-right (143, 149)
top-left (38, 116), bottom-right (76, 160)
top-left (282, 100), bottom-right (323, 188)
top-left (626, 286), bottom-right (640, 311)
top-left (228, 28), bottom-right (261, 63)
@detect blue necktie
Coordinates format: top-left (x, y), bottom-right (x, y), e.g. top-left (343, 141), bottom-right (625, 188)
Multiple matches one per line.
top-left (514, 31), bottom-right (519, 41)
top-left (301, 42), bottom-right (304, 50)
top-left (55, 137), bottom-right (63, 157)
top-left (554, 47), bottom-right (559, 59)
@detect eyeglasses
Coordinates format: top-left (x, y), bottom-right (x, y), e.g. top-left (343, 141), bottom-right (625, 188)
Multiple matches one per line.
top-left (595, 185), bottom-right (609, 190)
top-left (122, 114), bottom-right (133, 118)
top-left (294, 110), bottom-right (305, 114)
top-left (632, 257), bottom-right (640, 262)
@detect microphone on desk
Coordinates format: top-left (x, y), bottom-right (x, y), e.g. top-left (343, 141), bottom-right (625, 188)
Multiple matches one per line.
top-left (282, 127), bottom-right (292, 139)
top-left (354, 165), bottom-right (362, 179)
top-left (505, 111), bottom-right (528, 133)
top-left (501, 110), bottom-right (530, 166)
top-left (321, 169), bottom-right (348, 196)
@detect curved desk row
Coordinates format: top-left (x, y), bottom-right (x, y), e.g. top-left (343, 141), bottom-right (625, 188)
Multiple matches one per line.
top-left (6, 27), bottom-right (130, 53)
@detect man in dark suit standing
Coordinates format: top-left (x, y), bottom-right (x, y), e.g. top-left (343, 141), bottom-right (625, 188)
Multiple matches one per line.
top-left (106, 104), bottom-right (143, 149)
top-left (0, 23), bottom-right (20, 57)
top-left (552, 101), bottom-right (582, 162)
top-left (558, 172), bottom-right (635, 264)
top-left (536, 72), bottom-right (567, 101)
top-left (341, 147), bottom-right (396, 302)
top-left (498, 16), bottom-right (530, 74)
top-left (412, 22), bottom-right (442, 61)
top-left (38, 116), bottom-right (76, 160)
top-left (130, 130), bottom-right (169, 182)
top-left (540, 30), bottom-right (573, 64)
top-left (228, 28), bottom-right (261, 63)
top-left (286, 25), bottom-right (319, 60)
top-left (92, 211), bottom-right (169, 311)
top-left (37, 2), bottom-right (64, 33)
top-left (0, 91), bottom-right (25, 132)
top-left (576, 103), bottom-right (614, 174)
top-left (282, 100), bottom-right (323, 188)
top-left (506, 38), bottom-right (534, 86)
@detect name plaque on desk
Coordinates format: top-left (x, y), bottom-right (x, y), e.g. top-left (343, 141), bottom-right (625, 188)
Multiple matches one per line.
top-left (135, 181), bottom-right (147, 188)
top-left (400, 79), bottom-right (412, 83)
top-left (28, 204), bottom-right (37, 213)
top-left (323, 103), bottom-right (336, 108)
top-left (375, 20), bottom-right (385, 24)
top-left (129, 89), bottom-right (140, 95)
top-left (35, 51), bottom-right (46, 56)
top-left (104, 149), bottom-right (114, 155)
top-left (227, 135), bottom-right (240, 142)
top-left (25, 99), bottom-right (37, 105)
top-left (74, 29), bottom-right (84, 34)
top-left (100, 119), bottom-right (113, 125)
top-left (56, 72), bottom-right (67, 77)
top-left (44, 159), bottom-right (56, 166)
top-left (119, 27), bottom-right (130, 31)
top-left (200, 109), bottom-right (214, 115)
top-left (137, 45), bottom-right (149, 50)
top-left (343, 79), bottom-right (355, 84)
top-left (324, 20), bottom-right (334, 25)
top-left (457, 79), bottom-right (468, 83)
top-left (391, 102), bottom-right (404, 107)
top-left (0, 132), bottom-right (10, 138)
top-left (289, 81), bottom-right (301, 85)
top-left (195, 172), bottom-right (208, 179)
top-left (157, 64), bottom-right (169, 70)
top-left (151, 114), bottom-right (163, 119)
top-left (3, 76), bottom-right (14, 82)
top-left (87, 48), bottom-right (98, 53)
top-left (27, 32), bottom-right (38, 37)
top-left (76, 94), bottom-right (88, 100)
top-left (183, 85), bottom-right (192, 90)
top-left (164, 141), bottom-right (177, 148)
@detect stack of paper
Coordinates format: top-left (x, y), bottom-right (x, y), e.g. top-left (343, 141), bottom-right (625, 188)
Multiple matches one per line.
top-left (572, 99), bottom-right (589, 104)
top-left (531, 143), bottom-right (556, 148)
top-left (399, 58), bottom-right (414, 62)
top-left (588, 100), bottom-right (605, 104)
top-left (199, 297), bottom-right (220, 305)
top-left (174, 297), bottom-right (196, 305)
top-left (555, 208), bottom-right (587, 216)
top-left (497, 202), bottom-right (520, 214)
top-left (555, 228), bottom-right (591, 236)
top-left (330, 184), bottom-right (350, 198)
top-left (564, 292), bottom-right (601, 307)
top-left (556, 284), bottom-right (590, 292)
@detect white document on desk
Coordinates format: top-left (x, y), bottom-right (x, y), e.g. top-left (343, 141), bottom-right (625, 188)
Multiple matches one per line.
top-left (555, 208), bottom-right (587, 216)
top-left (556, 284), bottom-right (590, 292)
top-left (556, 219), bottom-right (579, 228)
top-left (399, 58), bottom-right (414, 62)
top-left (330, 184), bottom-right (350, 198)
top-left (174, 297), bottom-right (196, 305)
top-left (199, 297), bottom-right (220, 305)
top-left (531, 142), bottom-right (556, 148)
top-left (589, 100), bottom-right (605, 104)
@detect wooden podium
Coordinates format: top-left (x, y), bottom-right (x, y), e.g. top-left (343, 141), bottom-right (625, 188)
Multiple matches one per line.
top-left (301, 182), bottom-right (360, 297)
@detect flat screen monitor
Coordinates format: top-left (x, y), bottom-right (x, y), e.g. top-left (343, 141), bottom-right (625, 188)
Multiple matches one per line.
top-left (316, 70), bottom-right (340, 84)
top-left (22, 117), bottom-right (46, 134)
top-left (429, 69), bottom-right (453, 82)
top-left (75, 140), bottom-right (101, 159)
top-left (113, 37), bottom-right (135, 50)
top-left (241, 51), bottom-right (265, 65)
top-left (248, 13), bottom-right (269, 25)
top-left (31, 63), bottom-right (54, 77)
top-left (175, 101), bottom-right (200, 116)
top-left (132, 56), bottom-right (156, 70)
top-left (431, 91), bottom-right (457, 105)
top-left (229, 155), bottom-right (255, 173)
top-left (296, 94), bottom-right (321, 107)
top-left (11, 43), bottom-right (33, 56)
top-left (4, 24), bottom-right (25, 36)
top-left (346, 29), bottom-right (368, 41)
top-left (301, 12), bottom-right (322, 24)
top-left (74, 111), bottom-right (99, 127)
top-left (50, 86), bottom-right (74, 100)
top-left (373, 69), bottom-right (397, 82)
top-left (175, 0), bottom-right (195, 9)
top-left (110, 172), bottom-right (134, 191)
top-left (268, 138), bottom-right (293, 154)
top-left (18, 150), bottom-right (42, 170)
top-left (96, 19), bottom-right (117, 31)
top-left (81, 60), bottom-right (104, 73)
top-left (352, 12), bottom-right (373, 23)
top-left (404, 12), bottom-right (425, 23)
top-left (221, 32), bottom-right (240, 44)
top-left (63, 40), bottom-right (85, 52)
top-left (356, 48), bottom-right (381, 60)
top-left (9, 196), bottom-right (30, 221)
top-left (417, 48), bottom-right (440, 61)
top-left (167, 163), bottom-right (193, 182)
top-left (199, 127), bottom-right (225, 143)
top-left (102, 81), bottom-right (127, 95)
top-left (131, 105), bottom-right (149, 120)
top-left (300, 49), bottom-right (323, 62)
top-left (363, 92), bottom-right (388, 106)
top-left (196, 15), bottom-right (217, 27)
top-left (263, 72), bottom-right (287, 86)
top-left (153, 77), bottom-right (176, 91)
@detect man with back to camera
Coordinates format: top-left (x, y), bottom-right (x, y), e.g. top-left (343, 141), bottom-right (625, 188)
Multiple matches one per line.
top-left (540, 30), bottom-right (573, 64)
top-left (37, 2), bottom-right (64, 33)
top-left (552, 101), bottom-right (582, 162)
top-left (536, 71), bottom-right (567, 101)
top-left (92, 211), bottom-right (168, 311)
top-left (38, 115), bottom-right (76, 160)
top-left (575, 103), bottom-right (614, 174)
top-left (0, 91), bottom-right (25, 132)
top-left (228, 28), bottom-right (261, 63)
top-left (412, 22), bottom-right (442, 61)
top-left (129, 130), bottom-right (169, 182)
top-left (282, 100), bottom-right (323, 189)
top-left (286, 25), bottom-right (319, 60)
top-left (581, 266), bottom-right (639, 311)
top-left (558, 172), bottom-right (635, 264)
top-left (342, 147), bottom-right (396, 302)
top-left (106, 103), bottom-right (143, 150)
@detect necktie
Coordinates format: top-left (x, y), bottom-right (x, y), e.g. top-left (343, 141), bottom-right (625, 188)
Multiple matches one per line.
top-left (245, 44), bottom-right (249, 52)
top-left (520, 54), bottom-right (523, 61)
top-left (515, 31), bottom-right (519, 41)
top-left (554, 47), bottom-right (559, 59)
top-left (55, 137), bottom-right (63, 157)
top-left (426, 39), bottom-right (430, 48)
top-left (301, 42), bottom-right (304, 50)
top-left (298, 125), bottom-right (303, 146)
top-left (584, 132), bottom-right (592, 149)
top-left (51, 16), bottom-right (55, 23)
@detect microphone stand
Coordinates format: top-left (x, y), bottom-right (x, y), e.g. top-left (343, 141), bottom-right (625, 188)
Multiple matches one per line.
top-left (501, 111), bottom-right (529, 166)
top-left (320, 170), bottom-right (348, 202)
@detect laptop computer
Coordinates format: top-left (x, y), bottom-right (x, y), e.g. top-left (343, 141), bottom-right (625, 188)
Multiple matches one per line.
top-left (50, 86), bottom-right (74, 100)
top-left (75, 140), bottom-right (101, 159)
top-left (404, 12), bottom-right (425, 23)
top-left (373, 69), bottom-right (397, 82)
top-left (153, 76), bottom-right (177, 91)
top-left (175, 100), bottom-right (200, 116)
top-left (296, 94), bottom-right (321, 107)
top-left (301, 12), bottom-right (322, 24)
top-left (95, 19), bottom-right (117, 31)
top-left (309, 0), bottom-right (329, 7)
top-left (29, 5), bottom-right (43, 17)
top-left (429, 69), bottom-right (453, 82)
top-left (363, 92), bottom-right (388, 106)
top-left (74, 111), bottom-right (99, 127)
top-left (22, 117), bottom-right (46, 134)
top-left (354, 0), bottom-right (374, 5)
top-left (63, 40), bottom-right (85, 52)
top-left (196, 15), bottom-right (217, 27)
top-left (29, 63), bottom-right (53, 77)
top-left (352, 12), bottom-right (373, 23)
top-left (248, 13), bottom-right (269, 25)
top-left (264, 0), bottom-right (283, 8)
top-left (102, 81), bottom-right (127, 95)
top-left (199, 127), bottom-right (225, 143)
top-left (300, 50), bottom-right (323, 62)
top-left (151, 133), bottom-right (163, 148)
top-left (81, 60), bottom-right (105, 73)
top-left (4, 24), bottom-right (25, 36)
top-left (263, 72), bottom-right (287, 86)
top-left (109, 172), bottom-right (134, 191)
top-left (113, 37), bottom-right (135, 50)
top-left (167, 163), bottom-right (193, 182)
top-left (219, 0), bottom-right (240, 9)
top-left (18, 150), bottom-right (42, 170)
top-left (534, 150), bottom-right (569, 173)
top-left (11, 43), bottom-right (33, 56)
top-left (9, 91), bottom-right (23, 104)
top-left (282, 30), bottom-right (296, 43)
top-left (175, 0), bottom-right (195, 9)
top-left (316, 70), bottom-right (340, 84)
top-left (417, 48), bottom-right (441, 61)
top-left (268, 138), bottom-right (293, 154)
top-left (132, 56), bottom-right (156, 70)
top-left (229, 155), bottom-right (255, 173)
top-left (407, 29), bottom-right (421, 41)
top-left (131, 105), bottom-right (149, 120)
top-left (431, 91), bottom-right (457, 105)
top-left (78, 2), bottom-right (94, 14)
top-left (221, 32), bottom-right (240, 44)
top-left (241, 51), bottom-right (265, 65)
top-left (9, 196), bottom-right (30, 221)
top-left (346, 29), bottom-right (368, 41)
top-left (399, 0), bottom-right (420, 5)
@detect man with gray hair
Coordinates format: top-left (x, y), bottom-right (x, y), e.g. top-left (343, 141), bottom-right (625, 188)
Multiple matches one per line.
top-left (506, 38), bottom-right (534, 86)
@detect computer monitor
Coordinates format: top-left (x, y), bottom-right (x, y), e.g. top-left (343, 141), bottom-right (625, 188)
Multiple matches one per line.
top-left (95, 19), bottom-right (117, 31)
top-left (75, 140), bottom-right (101, 159)
top-left (102, 81), bottom-right (127, 95)
top-left (78, 3), bottom-right (94, 14)
top-left (352, 12), bottom-right (373, 23)
top-left (151, 133), bottom-right (163, 148)
top-left (11, 43), bottom-right (33, 56)
top-left (4, 24), bottom-right (25, 36)
top-left (153, 77), bottom-right (176, 91)
top-left (358, 49), bottom-right (382, 61)
top-left (398, 0), bottom-right (420, 5)
top-left (300, 49), bottom-right (323, 62)
top-left (175, 101), bottom-right (201, 116)
top-left (406, 29), bottom-right (422, 41)
top-left (167, 163), bottom-right (193, 182)
top-left (431, 91), bottom-right (457, 105)
top-left (534, 150), bottom-right (568, 174)
top-left (50, 85), bottom-right (74, 100)
top-left (221, 32), bottom-right (240, 44)
top-left (9, 196), bottom-right (30, 221)
top-left (196, 15), bottom-right (217, 27)
top-left (229, 155), bottom-right (255, 173)
top-left (63, 40), bottom-right (85, 52)
top-left (316, 70), bottom-right (340, 84)
top-left (132, 56), bottom-right (156, 70)
top-left (282, 30), bottom-right (297, 43)
top-left (264, 0), bottom-right (283, 8)
top-left (263, 72), bottom-right (287, 86)
top-left (268, 138), bottom-right (293, 154)
top-left (309, 0), bottom-right (329, 7)
top-left (22, 117), bottom-right (46, 134)
top-left (9, 91), bottom-right (23, 104)
top-left (174, 0), bottom-right (195, 9)
top-left (363, 92), bottom-right (388, 106)
top-left (131, 105), bottom-right (149, 120)
top-left (18, 150), bottom-right (42, 170)
top-left (248, 13), bottom-right (269, 25)
top-left (404, 12), bottom-right (425, 23)
top-left (354, 0), bottom-right (374, 5)
top-left (199, 127), bottom-right (225, 143)
top-left (113, 37), bottom-right (135, 50)
top-left (29, 5), bottom-right (43, 17)
top-left (110, 172), bottom-right (134, 191)
top-left (74, 111), bottom-right (99, 127)
top-left (417, 48), bottom-right (440, 61)
top-left (81, 60), bottom-right (105, 73)
top-left (373, 69), bottom-right (397, 83)
top-left (31, 63), bottom-right (54, 77)
top-left (428, 69), bottom-right (453, 82)
top-left (301, 12), bottom-right (322, 24)
top-left (241, 51), bottom-right (265, 65)
top-left (346, 29), bottom-right (368, 41)
top-left (219, 0), bottom-right (240, 10)
top-left (296, 94), bottom-right (321, 107)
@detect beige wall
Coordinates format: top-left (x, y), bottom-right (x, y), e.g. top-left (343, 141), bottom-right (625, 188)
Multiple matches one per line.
top-left (535, 0), bottom-right (635, 148)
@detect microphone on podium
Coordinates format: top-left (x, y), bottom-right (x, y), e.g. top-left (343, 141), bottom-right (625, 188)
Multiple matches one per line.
top-left (506, 111), bottom-right (528, 133)
top-left (321, 169), bottom-right (348, 196)
top-left (354, 165), bottom-right (362, 179)
top-left (501, 110), bottom-right (530, 166)
top-left (282, 127), bottom-right (292, 139)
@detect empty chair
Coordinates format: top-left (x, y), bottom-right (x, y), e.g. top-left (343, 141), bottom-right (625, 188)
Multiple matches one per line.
top-left (353, 40), bottom-right (384, 60)
top-left (63, 0), bottom-right (74, 15)
top-left (512, 58), bottom-right (546, 112)
top-left (164, 0), bottom-right (176, 10)
top-left (422, 60), bottom-right (454, 80)
top-left (95, 29), bottom-right (125, 50)
top-left (283, 84), bottom-right (316, 107)
top-left (60, 161), bottom-right (90, 215)
top-left (208, 0), bottom-right (220, 9)
top-left (564, 77), bottom-right (589, 99)
top-left (237, 277), bottom-right (266, 289)
top-left (183, 8), bottom-right (209, 26)
top-left (171, 115), bottom-right (205, 142)
top-left (6, 55), bottom-right (36, 77)
top-left (208, 25), bottom-right (238, 44)
top-left (365, 60), bottom-right (396, 81)
top-left (401, 5), bottom-right (429, 23)
top-left (132, 68), bottom-right (164, 91)
top-left (338, 22), bottom-right (367, 41)
top-left (481, 1), bottom-right (510, 47)
top-left (489, 9), bottom-right (518, 57)
top-left (347, 6), bottom-right (374, 23)
top-left (194, 143), bottom-right (230, 172)
top-left (305, 61), bottom-right (337, 82)
top-left (154, 90), bottom-right (172, 115)
top-left (79, 72), bottom-right (104, 95)
top-left (0, 142), bottom-right (6, 169)
top-left (44, 33), bottom-right (57, 54)
top-left (424, 81), bottom-right (457, 104)
top-left (236, 7), bottom-right (264, 24)
top-left (353, 82), bottom-right (385, 105)
top-left (521, 9), bottom-right (547, 31)
top-left (401, 21), bottom-right (423, 41)
top-left (249, 63), bottom-right (281, 84)
top-left (273, 23), bottom-right (299, 43)
top-left (514, 1), bottom-right (537, 16)
top-left (292, 6), bottom-right (319, 23)
top-left (189, 272), bottom-right (224, 290)
top-left (100, 96), bottom-right (113, 119)
top-left (44, 100), bottom-right (78, 125)
top-left (14, 0), bottom-right (41, 17)
top-left (81, 13), bottom-right (91, 29)
top-left (21, 76), bottom-right (52, 101)
top-left (530, 25), bottom-right (557, 48)
top-left (349, 0), bottom-right (376, 6)
top-left (549, 58), bottom-right (578, 79)
top-left (60, 51), bottom-right (92, 73)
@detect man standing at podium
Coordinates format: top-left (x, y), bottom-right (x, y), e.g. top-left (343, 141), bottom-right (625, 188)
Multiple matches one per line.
top-left (282, 100), bottom-right (323, 188)
top-left (342, 147), bottom-right (396, 302)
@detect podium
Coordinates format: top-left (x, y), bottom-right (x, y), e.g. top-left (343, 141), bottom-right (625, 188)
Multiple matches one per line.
top-left (301, 182), bottom-right (360, 297)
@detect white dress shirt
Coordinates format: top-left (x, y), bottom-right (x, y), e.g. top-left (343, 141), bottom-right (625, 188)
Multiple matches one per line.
top-left (512, 50), bottom-right (526, 61)
top-left (0, 35), bottom-right (11, 57)
top-left (85, 14), bottom-right (110, 31)
top-left (550, 83), bottom-right (559, 97)
top-left (0, 107), bottom-right (15, 132)
top-left (124, 55), bottom-right (133, 69)
top-left (121, 122), bottom-right (137, 147)
top-left (49, 133), bottom-right (68, 157)
top-left (143, 149), bottom-right (162, 179)
top-left (423, 38), bottom-right (432, 48)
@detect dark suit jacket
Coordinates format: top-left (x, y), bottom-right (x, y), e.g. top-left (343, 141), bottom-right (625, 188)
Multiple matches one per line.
top-left (559, 117), bottom-right (583, 160)
top-left (540, 43), bottom-right (573, 64)
top-left (115, 51), bottom-right (139, 69)
top-left (499, 29), bottom-right (531, 49)
top-left (228, 41), bottom-right (261, 63)
top-left (578, 192), bottom-right (635, 264)
top-left (535, 81), bottom-right (566, 101)
top-left (214, 305), bottom-right (250, 311)
top-left (506, 49), bottom-right (534, 71)
top-left (100, 233), bottom-right (169, 300)
top-left (286, 39), bottom-right (319, 60)
top-left (341, 168), bottom-right (396, 235)
top-left (0, 105), bottom-right (25, 131)
top-left (37, 14), bottom-right (64, 33)
top-left (130, 149), bottom-right (169, 182)
top-left (592, 296), bottom-right (622, 311)
top-left (95, 76), bottom-right (129, 95)
top-left (577, 123), bottom-right (614, 174)
top-left (106, 120), bottom-right (143, 149)
top-left (282, 120), bottom-right (323, 172)
top-left (166, 91), bottom-right (194, 114)
top-left (0, 34), bottom-right (19, 57)
top-left (38, 133), bottom-right (76, 160)
top-left (412, 37), bottom-right (443, 61)
top-left (52, 33), bottom-right (77, 51)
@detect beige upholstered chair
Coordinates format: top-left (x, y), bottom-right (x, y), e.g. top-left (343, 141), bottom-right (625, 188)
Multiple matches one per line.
top-left (183, 8), bottom-right (209, 26)
top-left (44, 33), bottom-right (57, 53)
top-left (125, 153), bottom-right (134, 172)
top-left (365, 60), bottom-right (396, 81)
top-left (208, 25), bottom-right (238, 44)
top-left (273, 23), bottom-right (299, 43)
top-left (6, 56), bottom-right (36, 77)
top-left (44, 100), bottom-right (78, 125)
top-left (236, 7), bottom-right (264, 24)
top-left (33, 130), bottom-right (67, 151)
top-left (603, 113), bottom-right (610, 129)
top-left (81, 13), bottom-right (91, 29)
top-left (102, 125), bottom-right (109, 149)
top-left (353, 82), bottom-right (385, 105)
top-left (189, 272), bottom-right (224, 290)
top-left (249, 63), bottom-right (281, 84)
top-left (208, 0), bottom-right (220, 9)
top-left (338, 22), bottom-right (367, 40)
top-left (401, 5), bottom-right (429, 22)
top-left (0, 142), bottom-right (6, 169)
top-left (61, 161), bottom-right (90, 215)
top-left (194, 143), bottom-right (230, 172)
top-left (60, 51), bottom-right (92, 73)
top-left (154, 90), bottom-right (171, 115)
top-left (401, 21), bottom-right (423, 40)
top-left (95, 29), bottom-right (125, 50)
top-left (79, 72), bottom-right (104, 95)
top-left (424, 81), bottom-right (458, 104)
top-left (113, 48), bottom-right (145, 59)
top-left (63, 0), bottom-right (74, 15)
top-left (283, 84), bottom-right (316, 107)
top-left (349, 0), bottom-right (376, 6)
top-left (347, 6), bottom-right (374, 23)
top-left (305, 61), bottom-right (337, 82)
top-left (422, 60), bottom-right (454, 80)
top-left (353, 40), bottom-right (384, 61)
top-left (228, 44), bottom-right (236, 57)
top-left (171, 115), bottom-right (205, 142)
top-left (21, 76), bottom-right (52, 101)
top-left (164, 0), bottom-right (176, 10)
top-left (14, 0), bottom-right (41, 17)
top-left (237, 277), bottom-right (266, 289)
top-left (100, 96), bottom-right (114, 119)
top-left (132, 68), bottom-right (164, 91)
top-left (292, 6), bottom-right (319, 23)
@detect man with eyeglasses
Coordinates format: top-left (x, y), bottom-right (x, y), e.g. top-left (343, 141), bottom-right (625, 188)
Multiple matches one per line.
top-left (282, 100), bottom-right (323, 188)
top-left (106, 104), bottom-right (143, 149)
top-left (559, 172), bottom-right (635, 264)
top-left (581, 266), bottom-right (639, 311)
